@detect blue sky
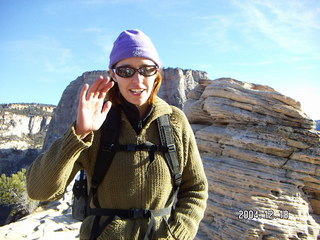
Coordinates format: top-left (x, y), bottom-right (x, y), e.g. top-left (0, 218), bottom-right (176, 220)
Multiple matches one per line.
top-left (0, 0), bottom-right (319, 120)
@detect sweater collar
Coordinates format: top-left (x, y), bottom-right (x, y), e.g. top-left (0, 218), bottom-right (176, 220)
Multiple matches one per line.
top-left (120, 95), bottom-right (155, 134)
top-left (119, 96), bottom-right (173, 133)
top-left (120, 95), bottom-right (154, 122)
top-left (148, 96), bottom-right (172, 122)
top-left (120, 95), bottom-right (172, 121)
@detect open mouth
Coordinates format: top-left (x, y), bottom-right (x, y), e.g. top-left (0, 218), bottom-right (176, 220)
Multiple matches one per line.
top-left (130, 88), bottom-right (145, 94)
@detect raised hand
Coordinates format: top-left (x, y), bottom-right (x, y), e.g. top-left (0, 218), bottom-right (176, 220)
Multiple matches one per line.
top-left (75, 75), bottom-right (114, 139)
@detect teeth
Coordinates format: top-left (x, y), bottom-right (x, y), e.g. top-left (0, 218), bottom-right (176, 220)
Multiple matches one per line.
top-left (130, 89), bottom-right (144, 93)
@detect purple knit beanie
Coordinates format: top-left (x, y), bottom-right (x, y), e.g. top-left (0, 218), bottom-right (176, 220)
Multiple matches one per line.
top-left (109, 29), bottom-right (161, 69)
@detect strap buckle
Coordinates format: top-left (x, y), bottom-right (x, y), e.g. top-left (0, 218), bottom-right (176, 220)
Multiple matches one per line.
top-left (167, 144), bottom-right (176, 152)
top-left (103, 143), bottom-right (115, 152)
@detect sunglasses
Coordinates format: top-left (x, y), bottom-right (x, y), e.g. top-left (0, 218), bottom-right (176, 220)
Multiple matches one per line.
top-left (113, 65), bottom-right (158, 78)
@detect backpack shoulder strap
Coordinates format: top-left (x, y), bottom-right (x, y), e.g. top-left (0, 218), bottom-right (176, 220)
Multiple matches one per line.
top-left (90, 105), bottom-right (121, 208)
top-left (157, 114), bottom-right (182, 189)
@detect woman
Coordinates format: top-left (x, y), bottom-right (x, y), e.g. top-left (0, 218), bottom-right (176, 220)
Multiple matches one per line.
top-left (27, 29), bottom-right (208, 240)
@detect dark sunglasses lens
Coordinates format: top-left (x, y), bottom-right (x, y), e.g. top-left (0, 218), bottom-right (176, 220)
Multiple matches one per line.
top-left (116, 67), bottom-right (135, 78)
top-left (139, 66), bottom-right (158, 76)
top-left (116, 66), bottom-right (158, 78)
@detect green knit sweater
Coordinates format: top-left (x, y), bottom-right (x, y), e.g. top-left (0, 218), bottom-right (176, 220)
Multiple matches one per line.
top-left (27, 97), bottom-right (208, 240)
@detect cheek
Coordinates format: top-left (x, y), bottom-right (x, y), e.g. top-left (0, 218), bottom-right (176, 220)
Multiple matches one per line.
top-left (117, 83), bottom-right (127, 96)
top-left (114, 78), bottom-right (126, 91)
top-left (147, 78), bottom-right (157, 89)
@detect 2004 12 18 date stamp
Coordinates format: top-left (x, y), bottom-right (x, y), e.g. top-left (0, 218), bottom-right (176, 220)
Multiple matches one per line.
top-left (238, 209), bottom-right (290, 220)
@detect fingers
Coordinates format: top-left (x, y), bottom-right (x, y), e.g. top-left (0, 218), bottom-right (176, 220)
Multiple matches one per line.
top-left (87, 76), bottom-right (103, 99)
top-left (102, 101), bottom-right (112, 115)
top-left (98, 80), bottom-right (114, 99)
top-left (87, 75), bottom-right (112, 100)
top-left (80, 84), bottom-right (89, 102)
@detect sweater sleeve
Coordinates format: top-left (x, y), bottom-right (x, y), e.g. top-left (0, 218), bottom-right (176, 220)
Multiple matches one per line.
top-left (168, 110), bottom-right (208, 240)
top-left (26, 124), bottom-right (93, 201)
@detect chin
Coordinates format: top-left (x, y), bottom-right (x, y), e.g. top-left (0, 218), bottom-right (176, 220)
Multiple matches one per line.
top-left (131, 96), bottom-right (150, 106)
top-left (134, 100), bottom-right (148, 106)
top-left (126, 98), bottom-right (142, 106)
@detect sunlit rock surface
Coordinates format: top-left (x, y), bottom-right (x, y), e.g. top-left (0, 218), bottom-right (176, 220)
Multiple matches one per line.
top-left (185, 78), bottom-right (320, 240)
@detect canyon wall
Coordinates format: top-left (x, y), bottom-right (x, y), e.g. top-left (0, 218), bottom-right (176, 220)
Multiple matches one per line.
top-left (0, 104), bottom-right (55, 174)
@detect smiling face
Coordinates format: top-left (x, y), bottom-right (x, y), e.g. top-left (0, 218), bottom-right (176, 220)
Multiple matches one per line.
top-left (110, 57), bottom-right (158, 107)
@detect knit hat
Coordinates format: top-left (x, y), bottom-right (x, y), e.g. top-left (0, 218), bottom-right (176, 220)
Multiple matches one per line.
top-left (109, 29), bottom-right (161, 69)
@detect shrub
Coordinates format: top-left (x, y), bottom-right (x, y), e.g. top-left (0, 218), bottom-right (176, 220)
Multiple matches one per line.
top-left (0, 169), bottom-right (38, 222)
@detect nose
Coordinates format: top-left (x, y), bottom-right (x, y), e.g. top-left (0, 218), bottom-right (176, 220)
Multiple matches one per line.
top-left (131, 71), bottom-right (144, 83)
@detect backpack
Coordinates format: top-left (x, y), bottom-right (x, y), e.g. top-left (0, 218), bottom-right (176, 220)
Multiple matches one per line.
top-left (72, 170), bottom-right (88, 221)
top-left (71, 106), bottom-right (181, 239)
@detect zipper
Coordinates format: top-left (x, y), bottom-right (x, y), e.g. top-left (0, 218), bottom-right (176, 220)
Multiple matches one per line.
top-left (137, 120), bottom-right (143, 133)
top-left (137, 135), bottom-right (142, 144)
top-left (136, 133), bottom-right (143, 205)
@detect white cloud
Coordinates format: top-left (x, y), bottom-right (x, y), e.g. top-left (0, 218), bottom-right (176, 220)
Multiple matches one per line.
top-left (191, 0), bottom-right (320, 60)
top-left (232, 0), bottom-right (320, 56)
top-left (191, 14), bottom-right (243, 53)
top-left (3, 36), bottom-right (81, 77)
top-left (77, 28), bottom-right (116, 66)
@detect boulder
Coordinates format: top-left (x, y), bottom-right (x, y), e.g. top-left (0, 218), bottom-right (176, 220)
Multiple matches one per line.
top-left (185, 78), bottom-right (320, 240)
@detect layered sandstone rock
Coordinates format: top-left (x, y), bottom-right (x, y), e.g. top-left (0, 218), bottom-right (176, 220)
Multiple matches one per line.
top-left (184, 78), bottom-right (320, 239)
